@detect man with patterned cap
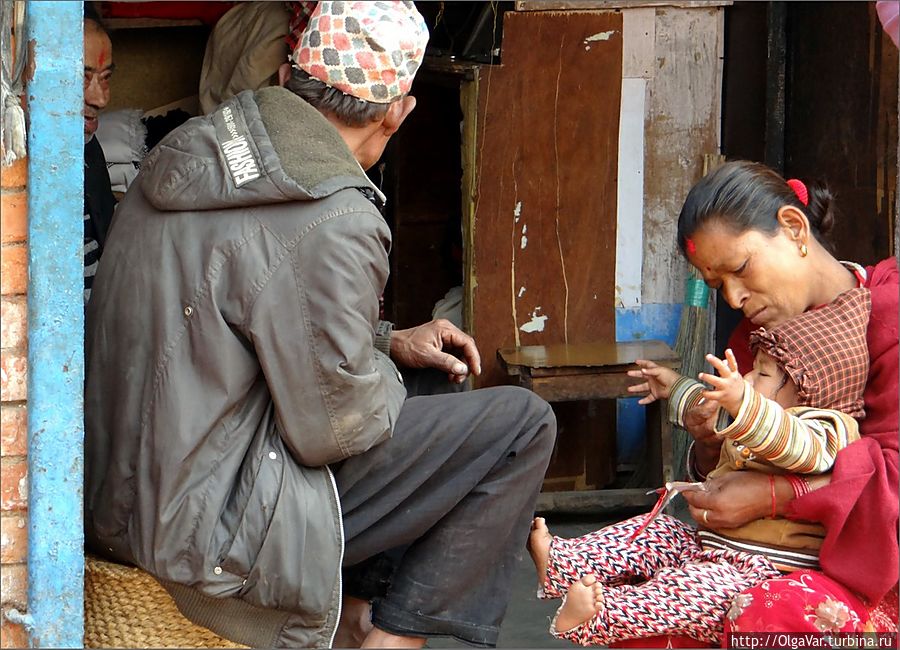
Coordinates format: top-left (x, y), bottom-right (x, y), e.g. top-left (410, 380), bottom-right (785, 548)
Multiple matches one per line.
top-left (84, 2), bottom-right (557, 648)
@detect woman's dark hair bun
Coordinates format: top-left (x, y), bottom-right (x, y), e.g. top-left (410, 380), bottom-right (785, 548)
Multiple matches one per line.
top-left (803, 179), bottom-right (836, 239)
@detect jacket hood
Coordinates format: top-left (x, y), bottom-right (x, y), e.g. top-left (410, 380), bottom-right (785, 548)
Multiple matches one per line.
top-left (140, 86), bottom-right (382, 212)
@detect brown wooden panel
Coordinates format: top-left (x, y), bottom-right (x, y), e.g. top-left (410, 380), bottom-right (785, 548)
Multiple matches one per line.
top-left (543, 400), bottom-right (617, 491)
top-left (498, 340), bottom-right (679, 372)
top-left (585, 400), bottom-right (618, 488)
top-left (528, 375), bottom-right (642, 401)
top-left (544, 401), bottom-right (589, 490)
top-left (385, 78), bottom-right (465, 328)
top-left (469, 10), bottom-right (623, 387)
top-left (876, 5), bottom-right (898, 258)
top-left (390, 222), bottom-right (461, 329)
top-left (785, 2), bottom-right (898, 265)
top-left (536, 487), bottom-right (657, 514)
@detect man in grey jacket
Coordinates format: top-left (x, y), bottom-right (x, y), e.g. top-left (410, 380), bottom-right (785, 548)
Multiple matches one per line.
top-left (84, 2), bottom-right (556, 647)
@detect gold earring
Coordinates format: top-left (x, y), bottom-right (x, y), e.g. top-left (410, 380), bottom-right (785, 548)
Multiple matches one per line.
top-left (800, 244), bottom-right (808, 257)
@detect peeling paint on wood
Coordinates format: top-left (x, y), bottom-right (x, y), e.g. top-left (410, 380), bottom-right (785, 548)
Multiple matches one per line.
top-left (520, 309), bottom-right (549, 333)
top-left (585, 30), bottom-right (617, 42)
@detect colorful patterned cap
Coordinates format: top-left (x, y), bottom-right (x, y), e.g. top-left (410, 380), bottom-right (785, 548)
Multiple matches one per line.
top-left (291, 1), bottom-right (429, 104)
top-left (749, 287), bottom-right (871, 417)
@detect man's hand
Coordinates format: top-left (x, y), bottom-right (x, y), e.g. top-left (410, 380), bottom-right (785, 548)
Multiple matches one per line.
top-left (390, 319), bottom-right (482, 384)
top-left (626, 359), bottom-right (682, 404)
top-left (698, 349), bottom-right (745, 417)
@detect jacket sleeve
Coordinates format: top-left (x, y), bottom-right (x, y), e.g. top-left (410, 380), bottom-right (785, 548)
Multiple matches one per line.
top-left (716, 384), bottom-right (860, 474)
top-left (667, 375), bottom-right (706, 428)
top-left (247, 208), bottom-right (406, 467)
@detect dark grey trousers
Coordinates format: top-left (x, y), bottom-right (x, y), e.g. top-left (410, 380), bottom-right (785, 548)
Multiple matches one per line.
top-left (332, 382), bottom-right (556, 646)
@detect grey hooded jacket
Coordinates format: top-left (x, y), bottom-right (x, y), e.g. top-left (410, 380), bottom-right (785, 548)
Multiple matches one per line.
top-left (84, 86), bottom-right (407, 647)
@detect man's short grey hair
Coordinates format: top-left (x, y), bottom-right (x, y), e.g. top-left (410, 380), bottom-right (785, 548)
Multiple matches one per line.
top-left (285, 67), bottom-right (390, 128)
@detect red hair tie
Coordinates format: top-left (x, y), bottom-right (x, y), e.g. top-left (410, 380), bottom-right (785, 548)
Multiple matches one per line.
top-left (786, 178), bottom-right (809, 206)
top-left (685, 238), bottom-right (696, 255)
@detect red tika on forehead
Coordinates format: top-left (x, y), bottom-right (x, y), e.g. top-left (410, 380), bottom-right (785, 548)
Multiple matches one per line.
top-left (685, 238), bottom-right (697, 255)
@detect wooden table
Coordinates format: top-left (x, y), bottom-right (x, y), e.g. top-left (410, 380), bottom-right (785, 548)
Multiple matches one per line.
top-left (497, 340), bottom-right (680, 514)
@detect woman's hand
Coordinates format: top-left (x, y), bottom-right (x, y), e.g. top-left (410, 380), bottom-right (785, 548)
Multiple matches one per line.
top-left (390, 319), bottom-right (482, 384)
top-left (683, 471), bottom-right (781, 528)
top-left (626, 359), bottom-right (682, 404)
top-left (682, 396), bottom-right (723, 475)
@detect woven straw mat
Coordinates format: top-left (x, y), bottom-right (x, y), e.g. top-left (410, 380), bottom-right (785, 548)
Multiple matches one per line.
top-left (84, 554), bottom-right (247, 648)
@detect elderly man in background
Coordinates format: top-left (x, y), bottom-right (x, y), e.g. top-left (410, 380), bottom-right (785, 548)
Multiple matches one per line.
top-left (84, 2), bottom-right (557, 648)
top-left (82, 6), bottom-right (116, 304)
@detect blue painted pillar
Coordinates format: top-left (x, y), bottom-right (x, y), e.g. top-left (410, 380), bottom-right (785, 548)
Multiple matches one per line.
top-left (25, 1), bottom-right (84, 647)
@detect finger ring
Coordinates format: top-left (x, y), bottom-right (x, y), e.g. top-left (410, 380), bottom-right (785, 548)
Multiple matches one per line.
top-left (702, 509), bottom-right (710, 524)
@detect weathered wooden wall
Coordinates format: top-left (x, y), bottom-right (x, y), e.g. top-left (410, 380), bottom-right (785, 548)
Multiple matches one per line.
top-left (385, 77), bottom-right (465, 329)
top-left (641, 7), bottom-right (724, 305)
top-left (460, 5), bottom-right (725, 480)
top-left (785, 2), bottom-right (898, 265)
top-left (468, 10), bottom-right (624, 388)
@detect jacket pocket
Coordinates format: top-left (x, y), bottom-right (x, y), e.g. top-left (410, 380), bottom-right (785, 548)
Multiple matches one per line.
top-left (237, 449), bottom-right (342, 625)
top-left (216, 431), bottom-right (284, 581)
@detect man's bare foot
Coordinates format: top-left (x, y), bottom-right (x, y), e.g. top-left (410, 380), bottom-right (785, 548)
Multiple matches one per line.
top-left (334, 596), bottom-right (374, 648)
top-left (528, 517), bottom-right (552, 591)
top-left (555, 575), bottom-right (604, 633)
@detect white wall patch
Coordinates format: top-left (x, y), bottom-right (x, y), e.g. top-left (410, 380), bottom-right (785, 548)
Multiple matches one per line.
top-left (615, 77), bottom-right (646, 309)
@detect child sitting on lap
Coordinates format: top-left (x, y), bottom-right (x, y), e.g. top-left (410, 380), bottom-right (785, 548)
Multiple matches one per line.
top-left (528, 287), bottom-right (871, 646)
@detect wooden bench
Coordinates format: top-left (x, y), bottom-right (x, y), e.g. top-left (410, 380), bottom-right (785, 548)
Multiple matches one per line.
top-left (497, 340), bottom-right (680, 514)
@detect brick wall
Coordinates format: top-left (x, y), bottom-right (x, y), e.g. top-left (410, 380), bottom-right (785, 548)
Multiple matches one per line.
top-left (0, 157), bottom-right (29, 649)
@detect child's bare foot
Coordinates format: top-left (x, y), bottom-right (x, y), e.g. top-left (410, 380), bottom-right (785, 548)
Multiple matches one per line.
top-left (555, 575), bottom-right (604, 633)
top-left (528, 517), bottom-right (552, 590)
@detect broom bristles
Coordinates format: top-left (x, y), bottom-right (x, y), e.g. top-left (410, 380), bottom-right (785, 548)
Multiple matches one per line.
top-left (671, 265), bottom-right (711, 474)
top-left (669, 154), bottom-right (722, 478)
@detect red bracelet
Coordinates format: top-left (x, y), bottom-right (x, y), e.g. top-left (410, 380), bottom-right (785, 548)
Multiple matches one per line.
top-left (784, 473), bottom-right (811, 499)
top-left (768, 475), bottom-right (777, 519)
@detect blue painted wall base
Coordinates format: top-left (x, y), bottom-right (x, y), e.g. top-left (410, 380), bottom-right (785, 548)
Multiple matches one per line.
top-left (615, 303), bottom-right (682, 464)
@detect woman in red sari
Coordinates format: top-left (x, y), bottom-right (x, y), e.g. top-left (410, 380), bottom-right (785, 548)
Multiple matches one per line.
top-left (670, 161), bottom-right (897, 644)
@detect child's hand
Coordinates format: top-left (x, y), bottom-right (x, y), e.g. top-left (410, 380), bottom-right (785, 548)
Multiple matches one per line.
top-left (627, 359), bottom-right (681, 405)
top-left (698, 349), bottom-right (745, 416)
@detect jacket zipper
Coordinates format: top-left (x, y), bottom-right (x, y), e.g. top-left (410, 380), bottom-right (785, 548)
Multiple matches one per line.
top-left (325, 466), bottom-right (344, 648)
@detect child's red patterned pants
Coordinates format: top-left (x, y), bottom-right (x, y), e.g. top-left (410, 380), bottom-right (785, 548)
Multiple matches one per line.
top-left (543, 514), bottom-right (781, 646)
